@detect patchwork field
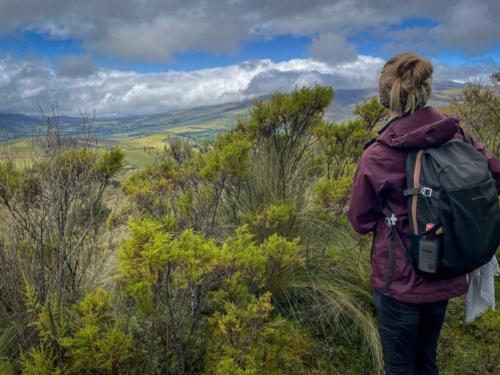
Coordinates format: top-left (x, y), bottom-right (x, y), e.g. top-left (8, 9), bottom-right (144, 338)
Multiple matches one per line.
top-left (0, 107), bottom-right (248, 171)
top-left (1, 132), bottom-right (174, 171)
top-left (0, 84), bottom-right (469, 173)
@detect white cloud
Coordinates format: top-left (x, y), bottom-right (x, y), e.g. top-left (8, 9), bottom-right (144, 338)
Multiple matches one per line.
top-left (57, 55), bottom-right (96, 77)
top-left (0, 1), bottom-right (497, 62)
top-left (87, 14), bottom-right (245, 62)
top-left (382, 0), bottom-right (499, 56)
top-left (309, 32), bottom-right (358, 64)
top-left (431, 0), bottom-right (498, 55)
top-left (0, 55), bottom-right (383, 115)
top-left (432, 59), bottom-right (498, 84)
top-left (0, 55), bottom-right (494, 116)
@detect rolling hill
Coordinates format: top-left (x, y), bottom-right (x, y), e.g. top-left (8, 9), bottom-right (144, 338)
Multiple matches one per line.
top-left (0, 83), bottom-right (465, 143)
top-left (0, 83), bottom-right (466, 170)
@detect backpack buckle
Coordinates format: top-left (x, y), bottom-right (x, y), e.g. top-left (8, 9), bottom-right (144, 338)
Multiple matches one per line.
top-left (421, 187), bottom-right (433, 197)
top-left (385, 213), bottom-right (397, 227)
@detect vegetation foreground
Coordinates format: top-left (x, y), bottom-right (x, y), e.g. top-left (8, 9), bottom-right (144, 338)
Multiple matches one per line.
top-left (0, 81), bottom-right (499, 374)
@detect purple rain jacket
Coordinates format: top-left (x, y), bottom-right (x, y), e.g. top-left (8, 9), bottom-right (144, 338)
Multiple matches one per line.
top-left (347, 105), bottom-right (500, 304)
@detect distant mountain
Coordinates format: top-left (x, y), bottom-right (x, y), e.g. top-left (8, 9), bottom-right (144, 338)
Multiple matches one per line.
top-left (432, 80), bottom-right (466, 90)
top-left (0, 82), bottom-right (465, 143)
top-left (0, 101), bottom-right (250, 142)
top-left (0, 113), bottom-right (41, 140)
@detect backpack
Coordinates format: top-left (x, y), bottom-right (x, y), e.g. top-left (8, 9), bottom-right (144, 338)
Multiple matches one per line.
top-left (383, 129), bottom-right (500, 283)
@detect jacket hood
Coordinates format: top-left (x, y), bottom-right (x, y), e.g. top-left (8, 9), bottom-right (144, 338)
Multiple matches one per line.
top-left (376, 106), bottom-right (460, 149)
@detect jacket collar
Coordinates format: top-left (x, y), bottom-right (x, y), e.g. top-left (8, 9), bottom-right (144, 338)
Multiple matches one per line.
top-left (377, 114), bottom-right (405, 135)
top-left (375, 106), bottom-right (460, 149)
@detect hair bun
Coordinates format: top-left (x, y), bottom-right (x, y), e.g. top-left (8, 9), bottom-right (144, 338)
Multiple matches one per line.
top-left (378, 52), bottom-right (433, 115)
top-left (399, 57), bottom-right (432, 87)
top-left (396, 59), bottom-right (419, 78)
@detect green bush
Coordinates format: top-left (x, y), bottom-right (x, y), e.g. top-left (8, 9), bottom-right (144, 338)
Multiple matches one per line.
top-left (2, 85), bottom-right (498, 374)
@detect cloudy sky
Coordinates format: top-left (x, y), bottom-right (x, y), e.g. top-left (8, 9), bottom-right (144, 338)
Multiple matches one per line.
top-left (0, 0), bottom-right (498, 115)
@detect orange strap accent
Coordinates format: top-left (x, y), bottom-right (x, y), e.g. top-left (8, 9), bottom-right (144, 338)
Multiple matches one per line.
top-left (412, 150), bottom-right (424, 234)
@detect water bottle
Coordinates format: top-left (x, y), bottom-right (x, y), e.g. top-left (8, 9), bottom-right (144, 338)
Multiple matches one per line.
top-left (417, 223), bottom-right (440, 273)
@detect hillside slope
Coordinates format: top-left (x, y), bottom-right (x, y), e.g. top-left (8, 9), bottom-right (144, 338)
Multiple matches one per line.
top-left (0, 84), bottom-right (465, 143)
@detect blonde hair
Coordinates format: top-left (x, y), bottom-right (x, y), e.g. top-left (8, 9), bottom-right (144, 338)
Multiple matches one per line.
top-left (378, 52), bottom-right (433, 116)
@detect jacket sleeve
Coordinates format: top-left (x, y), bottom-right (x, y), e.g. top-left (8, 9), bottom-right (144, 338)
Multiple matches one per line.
top-left (347, 150), bottom-right (385, 234)
top-left (465, 131), bottom-right (500, 193)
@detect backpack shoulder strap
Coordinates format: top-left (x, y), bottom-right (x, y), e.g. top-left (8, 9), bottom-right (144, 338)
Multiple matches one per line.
top-left (457, 127), bottom-right (471, 144)
top-left (381, 205), bottom-right (411, 295)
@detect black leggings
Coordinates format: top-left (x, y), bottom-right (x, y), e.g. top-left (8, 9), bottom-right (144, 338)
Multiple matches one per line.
top-left (373, 290), bottom-right (448, 375)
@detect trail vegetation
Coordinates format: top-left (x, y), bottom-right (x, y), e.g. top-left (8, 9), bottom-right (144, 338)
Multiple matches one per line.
top-left (0, 74), bottom-right (499, 374)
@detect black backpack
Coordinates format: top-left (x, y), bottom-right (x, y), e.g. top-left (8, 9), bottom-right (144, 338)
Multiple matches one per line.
top-left (383, 129), bottom-right (500, 284)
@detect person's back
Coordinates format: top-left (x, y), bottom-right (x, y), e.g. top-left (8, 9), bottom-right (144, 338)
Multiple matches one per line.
top-left (347, 52), bottom-right (500, 374)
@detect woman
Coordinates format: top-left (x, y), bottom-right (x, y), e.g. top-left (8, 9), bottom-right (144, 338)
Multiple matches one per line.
top-left (347, 52), bottom-right (500, 374)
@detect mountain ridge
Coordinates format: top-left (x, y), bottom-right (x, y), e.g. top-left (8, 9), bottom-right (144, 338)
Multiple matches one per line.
top-left (0, 83), bottom-right (464, 142)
